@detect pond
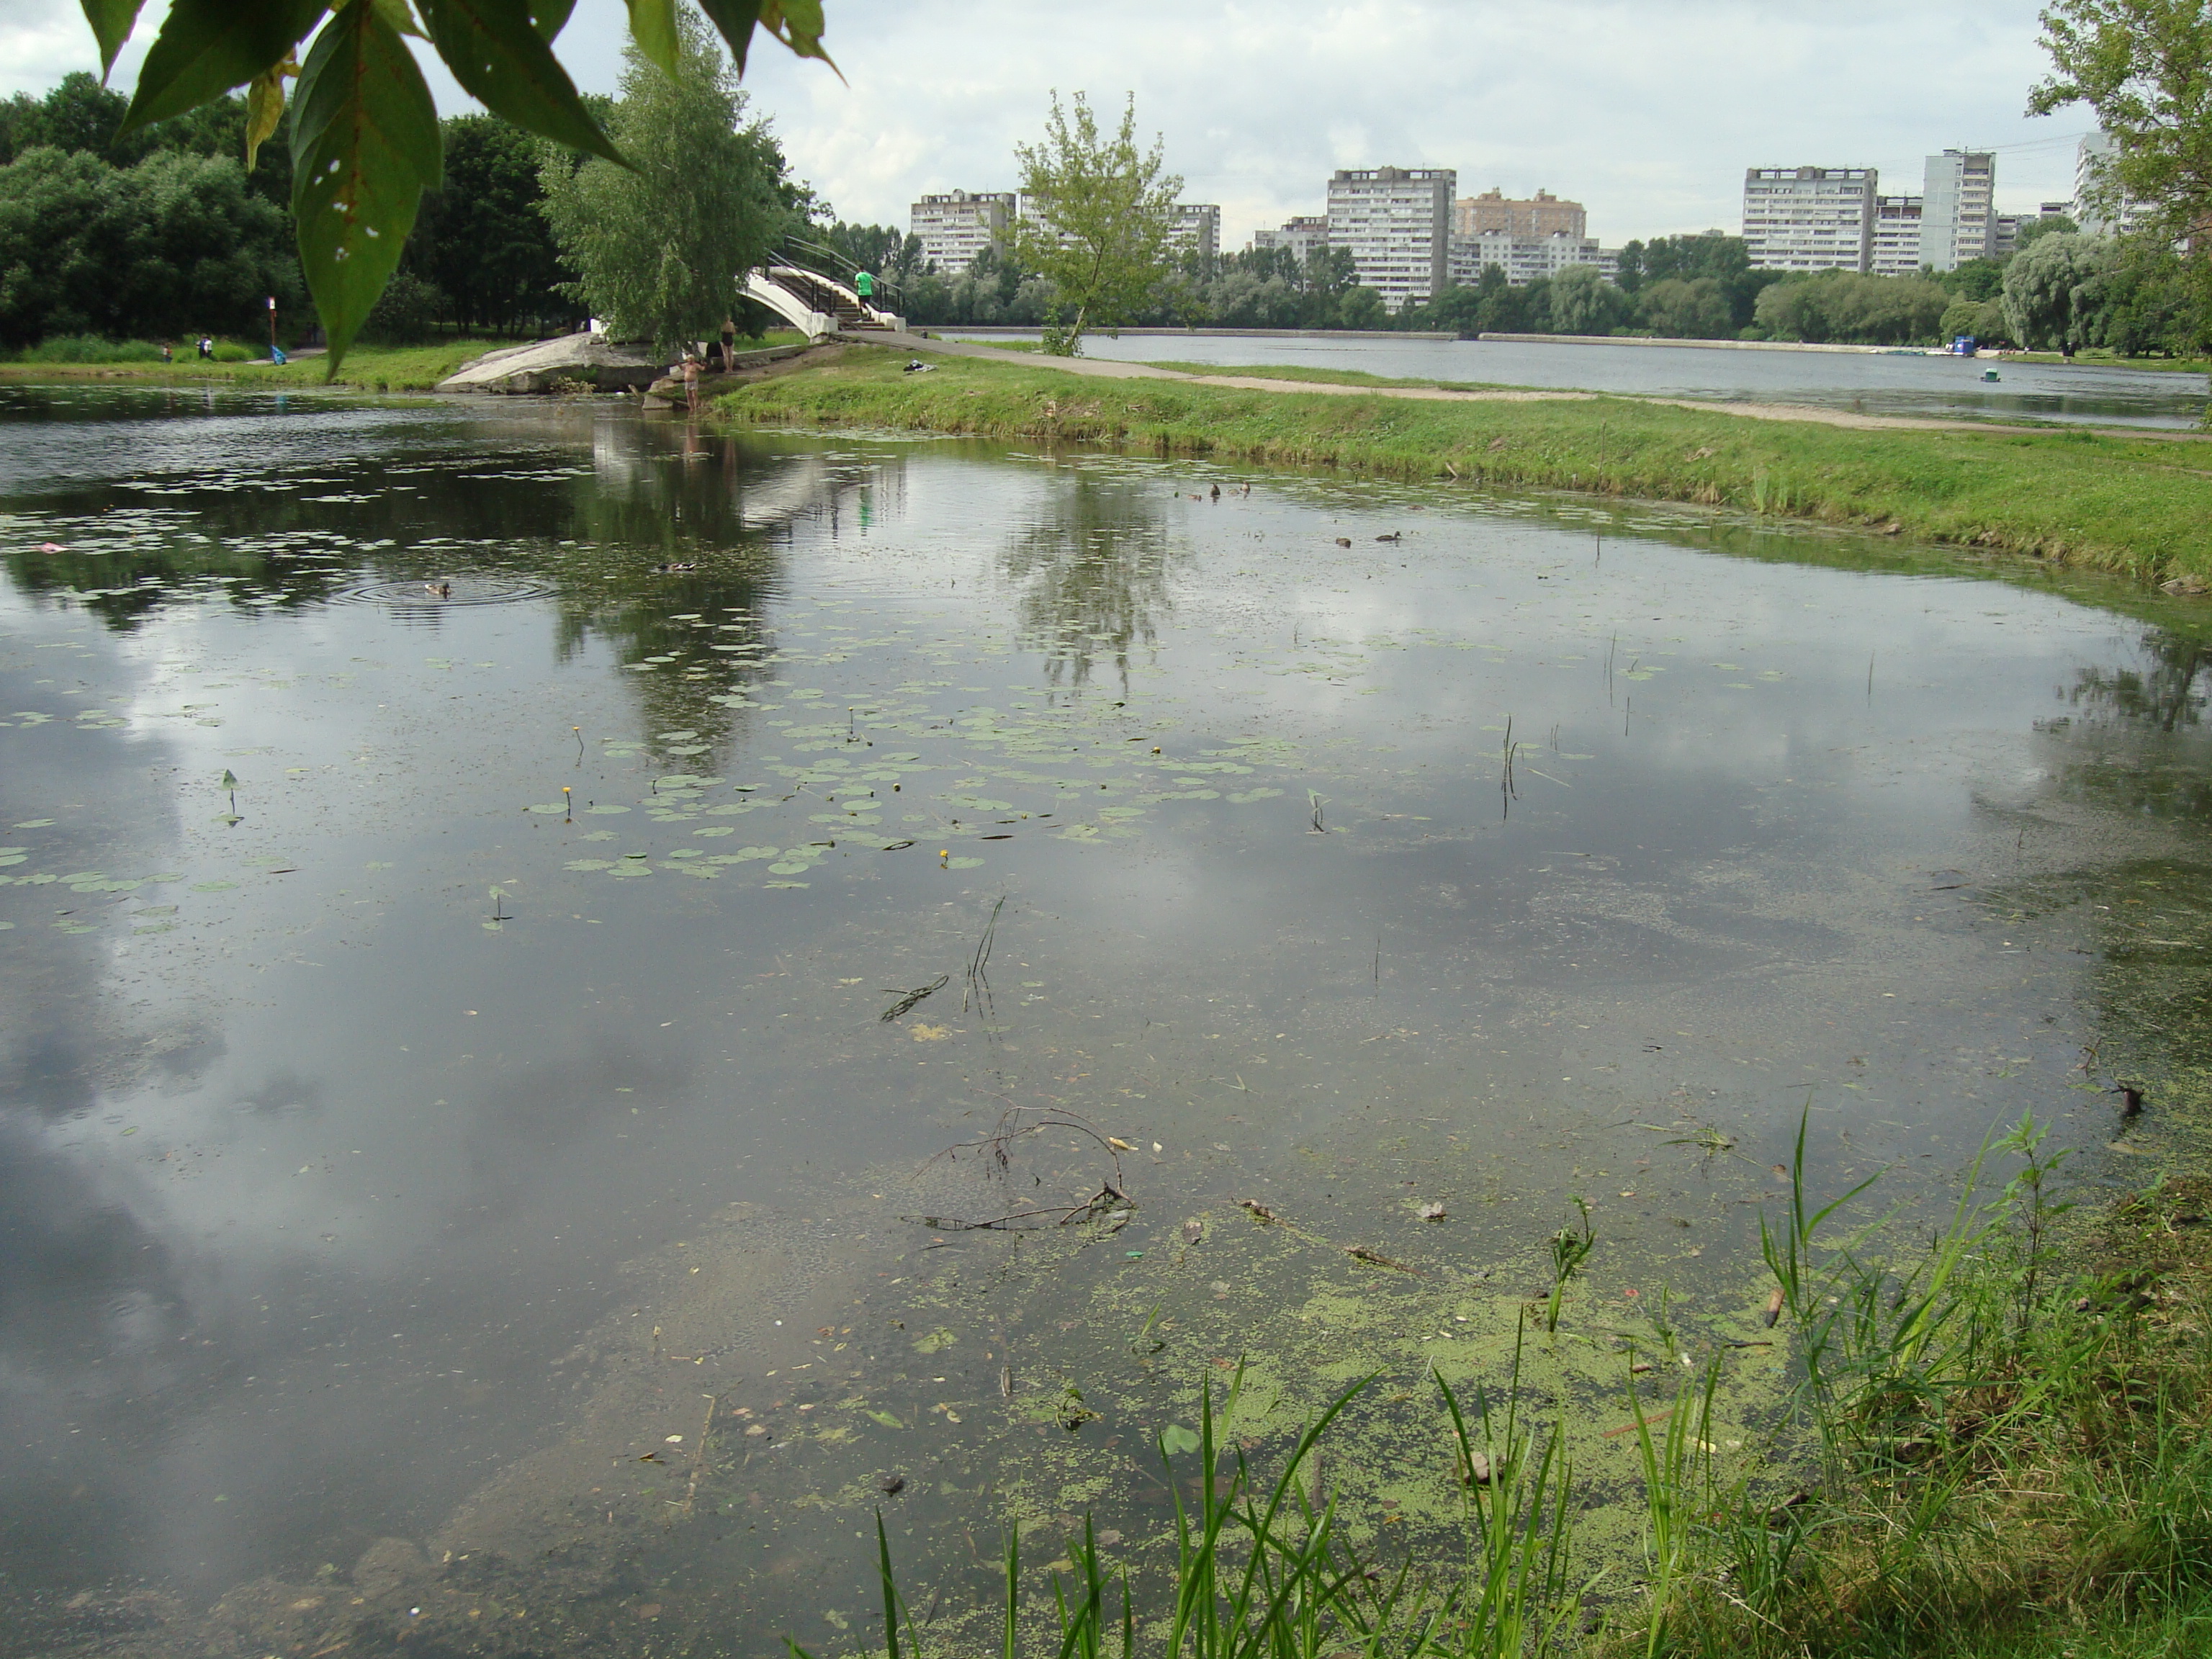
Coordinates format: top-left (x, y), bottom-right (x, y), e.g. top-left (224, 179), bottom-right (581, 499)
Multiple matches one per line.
top-left (940, 330), bottom-right (2212, 431)
top-left (4, 383), bottom-right (2211, 1655)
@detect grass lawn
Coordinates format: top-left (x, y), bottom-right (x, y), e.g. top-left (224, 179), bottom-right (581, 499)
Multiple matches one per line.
top-left (714, 345), bottom-right (2212, 585)
top-left (0, 331), bottom-right (814, 392)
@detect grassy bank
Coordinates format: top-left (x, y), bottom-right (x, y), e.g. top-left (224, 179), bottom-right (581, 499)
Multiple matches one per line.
top-left (714, 347), bottom-right (2212, 584)
top-left (2005, 349), bottom-right (2211, 376)
top-left (0, 338), bottom-right (511, 391)
top-left (842, 1123), bottom-right (2212, 1659)
top-left (0, 331), bottom-right (811, 392)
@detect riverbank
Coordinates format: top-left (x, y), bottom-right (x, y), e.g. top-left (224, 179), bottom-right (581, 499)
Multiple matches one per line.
top-left (0, 339), bottom-right (511, 392)
top-left (714, 343), bottom-right (2212, 585)
top-left (0, 333), bottom-right (811, 392)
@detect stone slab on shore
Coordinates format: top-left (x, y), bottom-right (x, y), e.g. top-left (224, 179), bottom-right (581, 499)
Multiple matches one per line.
top-left (436, 333), bottom-right (662, 394)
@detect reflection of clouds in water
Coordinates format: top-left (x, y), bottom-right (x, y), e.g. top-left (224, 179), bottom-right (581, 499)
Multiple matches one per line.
top-left (14, 396), bottom-right (2212, 1636)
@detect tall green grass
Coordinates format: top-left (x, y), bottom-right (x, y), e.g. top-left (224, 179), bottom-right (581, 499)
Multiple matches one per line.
top-left (823, 1110), bottom-right (2212, 1658)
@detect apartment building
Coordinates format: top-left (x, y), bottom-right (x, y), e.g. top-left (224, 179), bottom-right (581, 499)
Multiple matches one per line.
top-left (1251, 215), bottom-right (1329, 264)
top-left (1166, 203), bottom-right (1221, 262)
top-left (1326, 166), bottom-right (1456, 310)
top-left (908, 189), bottom-right (1015, 274)
top-left (1869, 195), bottom-right (1924, 276)
top-left (2074, 132), bottom-right (2152, 237)
top-left (1453, 188), bottom-right (1586, 242)
top-left (1449, 230), bottom-right (1615, 287)
top-left (1741, 166), bottom-right (1877, 272)
top-left (1919, 149), bottom-right (1996, 270)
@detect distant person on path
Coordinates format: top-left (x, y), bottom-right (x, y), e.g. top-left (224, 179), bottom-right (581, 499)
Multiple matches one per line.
top-left (719, 316), bottom-right (737, 374)
top-left (681, 351), bottom-right (702, 413)
top-left (197, 336), bottom-right (212, 359)
top-left (2062, 338), bottom-right (2077, 361)
top-left (160, 343), bottom-right (172, 364)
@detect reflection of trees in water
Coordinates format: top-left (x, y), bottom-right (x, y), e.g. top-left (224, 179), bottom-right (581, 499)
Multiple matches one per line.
top-left (2067, 630), bottom-right (2208, 733)
top-left (999, 472), bottom-right (1176, 694)
top-left (6, 408), bottom-right (904, 760)
top-left (2049, 631), bottom-right (2212, 822)
top-left (551, 422), bottom-right (901, 750)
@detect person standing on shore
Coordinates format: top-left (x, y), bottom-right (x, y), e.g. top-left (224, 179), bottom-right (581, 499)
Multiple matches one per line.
top-left (682, 351), bottom-right (702, 413)
top-left (719, 318), bottom-right (737, 374)
top-left (197, 336), bottom-right (212, 359)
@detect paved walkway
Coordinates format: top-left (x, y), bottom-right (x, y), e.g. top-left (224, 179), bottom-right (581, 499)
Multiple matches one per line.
top-left (878, 331), bottom-right (2211, 444)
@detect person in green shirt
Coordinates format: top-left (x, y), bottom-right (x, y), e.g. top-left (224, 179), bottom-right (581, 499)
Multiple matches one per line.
top-left (855, 269), bottom-right (874, 305)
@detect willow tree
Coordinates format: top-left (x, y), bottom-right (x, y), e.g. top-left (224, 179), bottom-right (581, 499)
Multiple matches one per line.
top-left (1014, 91), bottom-right (1182, 355)
top-left (71, 0), bottom-right (837, 372)
top-left (2031, 0), bottom-right (2212, 364)
top-left (539, 15), bottom-right (791, 356)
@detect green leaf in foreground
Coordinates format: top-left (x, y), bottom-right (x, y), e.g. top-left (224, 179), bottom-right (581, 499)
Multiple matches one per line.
top-left (120, 0), bottom-right (329, 132)
top-left (693, 0), bottom-right (840, 78)
top-left (78, 0), bottom-right (149, 80)
top-left (291, 0), bottom-right (443, 373)
top-left (415, 0), bottom-right (624, 166)
top-left (624, 0), bottom-right (682, 72)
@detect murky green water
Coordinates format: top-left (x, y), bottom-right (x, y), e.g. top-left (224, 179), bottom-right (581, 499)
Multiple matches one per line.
top-left (4, 383), bottom-right (2211, 1655)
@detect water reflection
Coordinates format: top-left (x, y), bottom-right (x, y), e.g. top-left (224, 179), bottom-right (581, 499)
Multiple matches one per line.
top-left (6, 389), bottom-right (2212, 1653)
top-left (998, 464), bottom-right (1178, 691)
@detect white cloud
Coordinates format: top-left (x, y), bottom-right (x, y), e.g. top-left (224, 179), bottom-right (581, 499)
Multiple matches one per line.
top-left (5, 0), bottom-right (2092, 246)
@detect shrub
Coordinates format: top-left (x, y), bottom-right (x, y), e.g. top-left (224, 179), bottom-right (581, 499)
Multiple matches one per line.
top-left (359, 269), bottom-right (444, 344)
top-left (19, 335), bottom-right (166, 362)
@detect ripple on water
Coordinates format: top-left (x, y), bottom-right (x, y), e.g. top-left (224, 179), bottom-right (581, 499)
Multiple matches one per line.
top-left (332, 573), bottom-right (556, 608)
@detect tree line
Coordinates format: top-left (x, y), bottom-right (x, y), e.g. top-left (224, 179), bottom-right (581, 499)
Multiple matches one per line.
top-left (13, 0), bottom-right (2206, 366)
top-left (0, 37), bottom-right (810, 356)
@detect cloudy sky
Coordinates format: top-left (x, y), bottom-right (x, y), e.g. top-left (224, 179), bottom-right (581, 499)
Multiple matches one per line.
top-left (7, 1), bottom-right (2093, 246)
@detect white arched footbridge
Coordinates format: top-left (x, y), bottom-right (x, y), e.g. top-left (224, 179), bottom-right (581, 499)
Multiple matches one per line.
top-left (744, 266), bottom-right (902, 342)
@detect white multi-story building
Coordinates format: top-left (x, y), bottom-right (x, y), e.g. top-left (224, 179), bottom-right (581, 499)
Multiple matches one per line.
top-left (1326, 166), bottom-right (1456, 310)
top-left (2074, 132), bottom-right (2152, 237)
top-left (909, 189), bottom-right (1015, 274)
top-left (1869, 195), bottom-right (1924, 276)
top-left (1166, 203), bottom-right (1221, 262)
top-left (1251, 215), bottom-right (1329, 264)
top-left (1741, 166), bottom-right (1877, 272)
top-left (1449, 230), bottom-right (1616, 287)
top-left (1920, 150), bottom-right (1996, 271)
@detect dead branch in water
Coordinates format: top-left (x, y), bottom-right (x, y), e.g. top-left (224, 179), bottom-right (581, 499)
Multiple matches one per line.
top-left (903, 1100), bottom-right (1130, 1231)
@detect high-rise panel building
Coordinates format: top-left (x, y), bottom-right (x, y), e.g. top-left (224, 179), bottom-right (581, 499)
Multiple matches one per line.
top-left (1326, 166), bottom-right (1456, 310)
top-left (1167, 204), bottom-right (1221, 262)
top-left (1919, 150), bottom-right (1996, 271)
top-left (1453, 189), bottom-right (1586, 242)
top-left (1741, 166), bottom-right (1876, 272)
top-left (2073, 132), bottom-right (2152, 236)
top-left (909, 190), bottom-right (1015, 274)
top-left (1869, 195), bottom-right (1924, 276)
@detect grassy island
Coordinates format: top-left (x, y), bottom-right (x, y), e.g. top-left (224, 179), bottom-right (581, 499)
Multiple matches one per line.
top-left (713, 346), bottom-right (2212, 587)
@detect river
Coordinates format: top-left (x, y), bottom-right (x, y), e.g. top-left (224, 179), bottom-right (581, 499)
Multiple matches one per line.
top-left (2, 382), bottom-right (2208, 1655)
top-left (938, 330), bottom-right (2211, 430)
